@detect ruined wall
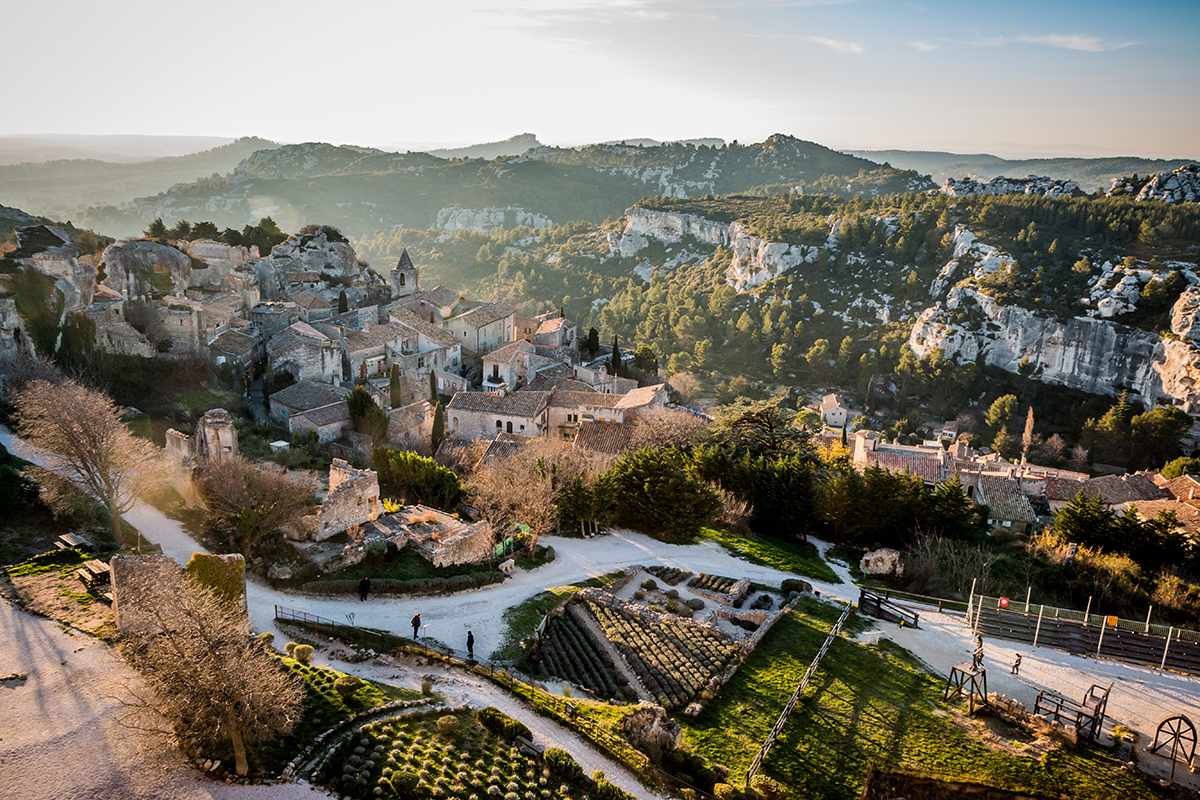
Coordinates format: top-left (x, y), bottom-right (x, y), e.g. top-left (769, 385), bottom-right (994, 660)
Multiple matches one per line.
top-left (414, 520), bottom-right (494, 567)
top-left (314, 459), bottom-right (381, 541)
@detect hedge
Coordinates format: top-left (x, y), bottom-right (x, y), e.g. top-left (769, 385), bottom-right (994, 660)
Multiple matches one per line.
top-left (300, 571), bottom-right (505, 596)
top-left (477, 706), bottom-right (532, 742)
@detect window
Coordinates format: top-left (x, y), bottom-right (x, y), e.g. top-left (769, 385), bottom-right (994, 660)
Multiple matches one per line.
top-left (492, 364), bottom-right (499, 379)
top-left (398, 272), bottom-right (406, 286)
top-left (519, 424), bottom-right (525, 431)
top-left (496, 420), bottom-right (502, 429)
top-left (506, 421), bottom-right (513, 433)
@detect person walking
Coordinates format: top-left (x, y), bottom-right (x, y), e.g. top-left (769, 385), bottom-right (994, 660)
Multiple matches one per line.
top-left (972, 634), bottom-right (985, 670)
top-left (1011, 653), bottom-right (1022, 676)
top-left (466, 630), bottom-right (475, 661)
top-left (358, 576), bottom-right (371, 602)
top-left (411, 612), bottom-right (422, 640)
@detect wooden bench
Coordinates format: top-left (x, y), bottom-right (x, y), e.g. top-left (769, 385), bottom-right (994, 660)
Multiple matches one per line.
top-left (55, 532), bottom-right (95, 551)
top-left (75, 559), bottom-right (111, 590)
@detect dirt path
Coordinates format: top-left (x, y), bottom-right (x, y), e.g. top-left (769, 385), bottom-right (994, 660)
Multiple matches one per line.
top-left (0, 600), bottom-right (328, 800)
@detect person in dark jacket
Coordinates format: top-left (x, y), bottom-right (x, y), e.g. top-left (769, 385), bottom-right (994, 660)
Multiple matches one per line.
top-left (411, 612), bottom-right (422, 640)
top-left (358, 576), bottom-right (371, 602)
top-left (466, 629), bottom-right (475, 660)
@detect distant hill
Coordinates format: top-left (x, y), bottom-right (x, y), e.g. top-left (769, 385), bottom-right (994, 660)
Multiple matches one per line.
top-left (428, 133), bottom-right (543, 160)
top-left (0, 134), bottom-right (236, 165)
top-left (850, 149), bottom-right (1198, 192)
top-left (0, 137), bottom-right (278, 221)
top-left (79, 134), bottom-right (934, 238)
top-left (599, 137), bottom-right (726, 148)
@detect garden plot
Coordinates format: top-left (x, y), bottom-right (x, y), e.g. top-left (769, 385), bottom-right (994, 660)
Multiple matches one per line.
top-left (613, 567), bottom-right (784, 640)
top-left (305, 706), bottom-right (605, 800)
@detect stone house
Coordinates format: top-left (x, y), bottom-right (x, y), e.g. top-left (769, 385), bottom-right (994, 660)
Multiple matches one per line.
top-left (572, 363), bottom-right (638, 394)
top-left (387, 400), bottom-right (435, 452)
top-left (572, 419), bottom-right (634, 458)
top-left (159, 297), bottom-right (205, 353)
top-left (266, 321), bottom-right (340, 384)
top-left (547, 389), bottom-right (624, 440)
top-left (251, 301), bottom-right (302, 337)
top-left (289, 288), bottom-right (334, 322)
top-left (482, 340), bottom-right (561, 391)
top-left (387, 309), bottom-right (463, 379)
top-left (957, 471), bottom-right (1039, 535)
top-left (447, 389), bottom-right (550, 439)
top-left (312, 459), bottom-right (381, 541)
top-left (269, 379), bottom-right (350, 425)
top-left (532, 314), bottom-right (576, 349)
top-left (446, 302), bottom-right (515, 354)
top-left (819, 393), bottom-right (848, 428)
top-left (1044, 472), bottom-right (1166, 512)
top-left (208, 328), bottom-right (261, 371)
top-left (290, 401), bottom-right (352, 443)
top-left (851, 430), bottom-right (949, 484)
top-left (164, 408), bottom-right (240, 467)
top-left (613, 383), bottom-right (670, 417)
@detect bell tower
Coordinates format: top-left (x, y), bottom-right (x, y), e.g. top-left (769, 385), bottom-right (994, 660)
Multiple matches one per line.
top-left (392, 249), bottom-right (418, 299)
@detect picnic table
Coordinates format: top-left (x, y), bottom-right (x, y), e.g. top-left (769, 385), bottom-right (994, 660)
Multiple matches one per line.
top-left (55, 532), bottom-right (94, 551)
top-left (74, 559), bottom-right (111, 590)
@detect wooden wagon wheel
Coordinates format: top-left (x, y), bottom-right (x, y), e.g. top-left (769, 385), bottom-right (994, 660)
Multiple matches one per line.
top-left (1151, 715), bottom-right (1198, 781)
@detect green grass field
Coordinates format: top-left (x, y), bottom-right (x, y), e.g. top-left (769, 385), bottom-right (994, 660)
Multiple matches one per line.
top-left (700, 528), bottom-right (841, 583)
top-left (679, 597), bottom-right (1166, 799)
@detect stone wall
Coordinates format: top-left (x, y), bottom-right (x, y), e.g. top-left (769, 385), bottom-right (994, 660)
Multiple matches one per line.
top-left (314, 459), bottom-right (381, 541)
top-left (412, 519), bottom-right (494, 567)
top-left (387, 400), bottom-right (434, 453)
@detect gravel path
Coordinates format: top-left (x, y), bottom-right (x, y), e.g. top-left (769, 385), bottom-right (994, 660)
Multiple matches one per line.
top-left (0, 600), bottom-right (329, 800)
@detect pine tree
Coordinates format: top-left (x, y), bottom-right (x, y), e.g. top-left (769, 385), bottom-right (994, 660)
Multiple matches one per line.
top-left (146, 217), bottom-right (167, 238)
top-left (337, 290), bottom-right (349, 314)
top-left (431, 401), bottom-right (445, 454)
top-left (389, 365), bottom-right (403, 407)
top-left (586, 327), bottom-right (600, 358)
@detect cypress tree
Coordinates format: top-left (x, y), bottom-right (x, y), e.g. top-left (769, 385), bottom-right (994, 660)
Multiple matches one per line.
top-left (431, 401), bottom-right (445, 453)
top-left (609, 336), bottom-right (621, 376)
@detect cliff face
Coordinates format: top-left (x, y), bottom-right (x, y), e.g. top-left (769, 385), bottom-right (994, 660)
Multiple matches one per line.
top-left (940, 175), bottom-right (1081, 198)
top-left (100, 240), bottom-right (191, 299)
top-left (1107, 164), bottom-right (1200, 203)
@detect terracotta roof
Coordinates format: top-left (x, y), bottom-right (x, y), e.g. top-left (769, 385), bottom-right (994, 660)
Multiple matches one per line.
top-left (390, 308), bottom-right (458, 347)
top-left (209, 328), bottom-right (258, 357)
top-left (484, 339), bottom-right (535, 363)
top-left (535, 317), bottom-right (569, 335)
top-left (447, 390), bottom-right (549, 418)
top-left (345, 321), bottom-right (406, 353)
top-left (1044, 476), bottom-right (1087, 501)
top-left (93, 284), bottom-right (123, 301)
top-left (289, 289), bottom-right (331, 310)
top-left (1123, 499), bottom-right (1200, 534)
top-left (520, 365), bottom-right (580, 392)
top-left (819, 393), bottom-right (843, 412)
top-left (864, 448), bottom-right (945, 483)
top-left (420, 286), bottom-right (461, 308)
top-left (477, 432), bottom-right (529, 465)
top-left (270, 380), bottom-right (349, 412)
top-left (614, 383), bottom-right (666, 410)
top-left (1163, 474), bottom-right (1200, 502)
top-left (573, 420), bottom-right (633, 455)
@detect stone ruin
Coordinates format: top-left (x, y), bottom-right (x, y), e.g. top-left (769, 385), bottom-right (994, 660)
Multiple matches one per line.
top-left (110, 553), bottom-right (248, 635)
top-left (860, 548), bottom-right (904, 578)
top-left (164, 408), bottom-right (239, 468)
top-left (309, 458), bottom-right (381, 541)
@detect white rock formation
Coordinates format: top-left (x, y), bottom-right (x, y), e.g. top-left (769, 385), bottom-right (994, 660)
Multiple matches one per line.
top-left (434, 206), bottom-right (553, 232)
top-left (265, 228), bottom-right (360, 277)
top-left (100, 240), bottom-right (191, 299)
top-left (1107, 164), bottom-right (1200, 203)
top-left (185, 239), bottom-right (258, 289)
top-left (941, 175), bottom-right (1081, 198)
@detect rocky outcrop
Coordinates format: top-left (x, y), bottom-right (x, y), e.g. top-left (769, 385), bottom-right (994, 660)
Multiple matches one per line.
top-left (266, 228), bottom-right (360, 278)
top-left (185, 239), bottom-right (258, 289)
top-left (434, 206), bottom-right (552, 232)
top-left (100, 240), bottom-right (191, 299)
top-left (1107, 164), bottom-right (1200, 203)
top-left (941, 175), bottom-right (1081, 198)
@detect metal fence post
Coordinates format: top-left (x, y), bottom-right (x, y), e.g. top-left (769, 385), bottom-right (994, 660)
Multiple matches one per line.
top-left (1161, 627), bottom-right (1174, 670)
top-left (1096, 615), bottom-right (1107, 656)
top-left (1033, 604), bottom-right (1044, 648)
top-left (1144, 606), bottom-right (1153, 634)
top-left (1083, 595), bottom-right (1092, 626)
top-left (1024, 586), bottom-right (1031, 614)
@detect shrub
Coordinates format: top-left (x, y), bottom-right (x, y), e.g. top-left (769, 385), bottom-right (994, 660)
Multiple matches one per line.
top-left (685, 598), bottom-right (705, 611)
top-left (334, 674), bottom-right (362, 699)
top-left (595, 447), bottom-right (722, 542)
top-left (285, 641), bottom-right (298, 656)
top-left (589, 772), bottom-right (634, 800)
top-left (392, 770), bottom-right (420, 794)
top-left (780, 578), bottom-right (811, 595)
top-left (476, 707), bottom-right (531, 742)
top-left (293, 644), bottom-right (314, 664)
top-left (437, 715), bottom-right (459, 733)
top-left (750, 774), bottom-right (787, 800)
top-left (641, 579), bottom-right (658, 591)
top-left (543, 748), bottom-right (584, 782)
top-left (421, 678), bottom-right (434, 695)
top-left (713, 783), bottom-right (743, 800)
top-left (257, 631), bottom-right (275, 648)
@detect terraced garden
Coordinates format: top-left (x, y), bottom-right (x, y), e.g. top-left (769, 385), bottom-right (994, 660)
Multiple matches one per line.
top-left (687, 573), bottom-right (739, 596)
top-left (645, 565), bottom-right (690, 586)
top-left (307, 706), bottom-right (626, 800)
top-left (586, 600), bottom-right (738, 710)
top-left (528, 609), bottom-right (631, 700)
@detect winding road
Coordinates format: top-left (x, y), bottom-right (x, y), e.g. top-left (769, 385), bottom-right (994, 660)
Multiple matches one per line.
top-left (5, 424), bottom-right (1200, 794)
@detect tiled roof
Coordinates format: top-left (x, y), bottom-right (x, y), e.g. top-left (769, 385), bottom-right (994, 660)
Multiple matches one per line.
top-left (390, 308), bottom-right (458, 347)
top-left (345, 321), bottom-right (406, 353)
top-left (420, 286), bottom-right (461, 308)
top-left (864, 448), bottom-right (945, 483)
top-left (270, 380), bottom-right (349, 412)
top-left (209, 328), bottom-right (258, 357)
top-left (819, 393), bottom-right (843, 412)
top-left (484, 339), bottom-right (535, 363)
top-left (477, 432), bottom-right (529, 466)
top-left (93, 284), bottom-right (123, 301)
top-left (573, 420), bottom-right (632, 455)
top-left (447, 390), bottom-right (550, 417)
top-left (1044, 476), bottom-right (1087, 501)
top-left (1123, 499), bottom-right (1200, 534)
top-left (292, 400), bottom-right (351, 427)
top-left (1079, 473), bottom-right (1167, 505)
top-left (958, 472), bottom-right (1038, 524)
top-left (614, 383), bottom-right (666, 409)
top-left (452, 302), bottom-right (513, 328)
top-left (289, 289), bottom-right (331, 310)
top-left (535, 317), bottom-right (569, 334)
top-left (550, 389), bottom-right (622, 409)
top-left (1163, 474), bottom-right (1200, 502)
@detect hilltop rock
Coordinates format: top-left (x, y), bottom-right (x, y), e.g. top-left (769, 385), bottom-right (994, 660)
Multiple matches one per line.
top-left (941, 175), bottom-right (1082, 198)
top-left (100, 240), bottom-right (191, 299)
top-left (1107, 164), bottom-right (1200, 203)
top-left (185, 239), bottom-right (258, 289)
top-left (265, 227), bottom-right (360, 277)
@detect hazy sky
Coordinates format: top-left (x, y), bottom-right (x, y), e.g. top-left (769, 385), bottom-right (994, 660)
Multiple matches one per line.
top-left (3, 0), bottom-right (1198, 158)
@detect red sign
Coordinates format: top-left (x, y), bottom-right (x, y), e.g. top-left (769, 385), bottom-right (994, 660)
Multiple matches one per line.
top-left (998, 597), bottom-right (1010, 609)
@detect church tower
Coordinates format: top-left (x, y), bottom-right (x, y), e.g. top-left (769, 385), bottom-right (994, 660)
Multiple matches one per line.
top-left (391, 249), bottom-right (418, 299)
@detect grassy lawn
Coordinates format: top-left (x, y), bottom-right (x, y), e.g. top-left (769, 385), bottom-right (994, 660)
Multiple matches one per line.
top-left (3, 549), bottom-right (117, 639)
top-left (492, 570), bottom-right (627, 661)
top-left (679, 597), bottom-right (1166, 800)
top-left (700, 527), bottom-right (841, 584)
top-left (320, 549), bottom-right (496, 583)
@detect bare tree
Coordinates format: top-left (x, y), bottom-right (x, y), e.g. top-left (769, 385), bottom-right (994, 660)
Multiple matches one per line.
top-left (196, 459), bottom-right (313, 556)
top-left (15, 379), bottom-right (163, 545)
top-left (627, 406), bottom-right (709, 450)
top-left (116, 571), bottom-right (303, 775)
top-left (467, 438), bottom-right (601, 537)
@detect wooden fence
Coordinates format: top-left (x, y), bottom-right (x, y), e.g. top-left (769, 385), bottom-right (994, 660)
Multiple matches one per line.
top-left (967, 595), bottom-right (1200, 675)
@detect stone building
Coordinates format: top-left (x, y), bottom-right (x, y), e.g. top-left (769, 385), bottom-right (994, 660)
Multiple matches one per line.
top-left (446, 389), bottom-right (550, 440)
top-left (546, 389), bottom-right (624, 440)
top-left (251, 301), bottom-right (302, 337)
top-left (445, 302), bottom-right (515, 354)
top-left (312, 459), bottom-right (382, 541)
top-left (269, 379), bottom-right (350, 425)
top-left (266, 321), bottom-right (340, 384)
top-left (289, 401), bottom-right (351, 444)
top-left (360, 504), bottom-right (493, 567)
top-left (387, 399), bottom-right (435, 452)
top-left (482, 340), bottom-right (562, 391)
top-left (164, 408), bottom-right (240, 468)
top-left (387, 309), bottom-right (463, 380)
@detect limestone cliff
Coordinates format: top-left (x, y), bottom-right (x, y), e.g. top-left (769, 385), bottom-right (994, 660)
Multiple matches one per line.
top-left (940, 175), bottom-right (1082, 198)
top-left (1107, 164), bottom-right (1200, 203)
top-left (100, 240), bottom-right (191, 299)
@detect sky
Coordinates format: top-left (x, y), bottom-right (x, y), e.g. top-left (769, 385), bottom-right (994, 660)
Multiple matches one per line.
top-left (2, 0), bottom-right (1198, 159)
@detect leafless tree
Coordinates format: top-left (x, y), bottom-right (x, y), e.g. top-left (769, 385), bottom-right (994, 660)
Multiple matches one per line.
top-left (627, 406), bottom-right (709, 450)
top-left (15, 379), bottom-right (163, 545)
top-left (196, 459), bottom-right (314, 557)
top-left (467, 438), bottom-right (602, 537)
top-left (0, 350), bottom-right (63, 403)
top-left (115, 571), bottom-right (303, 775)
top-left (904, 532), bottom-right (1000, 597)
